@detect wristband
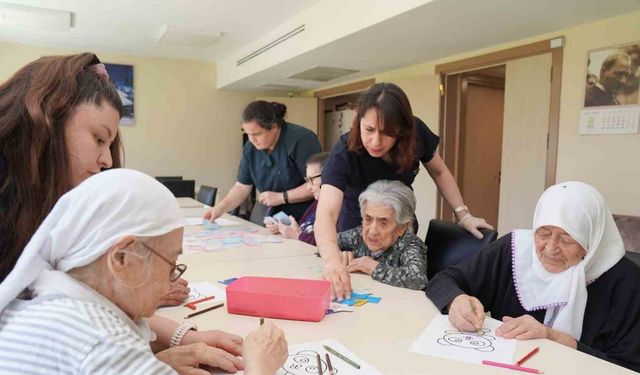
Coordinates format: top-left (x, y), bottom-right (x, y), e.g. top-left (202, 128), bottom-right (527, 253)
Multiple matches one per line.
top-left (283, 190), bottom-right (289, 204)
top-left (453, 205), bottom-right (469, 214)
top-left (169, 322), bottom-right (198, 348)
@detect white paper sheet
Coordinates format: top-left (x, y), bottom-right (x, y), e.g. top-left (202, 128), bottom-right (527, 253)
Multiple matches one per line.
top-left (409, 315), bottom-right (516, 365)
top-left (156, 281), bottom-right (226, 312)
top-left (214, 217), bottom-right (242, 226)
top-left (211, 339), bottom-right (381, 375)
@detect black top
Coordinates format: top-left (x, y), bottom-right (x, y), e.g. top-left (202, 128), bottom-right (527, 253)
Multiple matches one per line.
top-left (322, 117), bottom-right (440, 231)
top-left (425, 233), bottom-right (640, 372)
top-left (237, 122), bottom-right (321, 220)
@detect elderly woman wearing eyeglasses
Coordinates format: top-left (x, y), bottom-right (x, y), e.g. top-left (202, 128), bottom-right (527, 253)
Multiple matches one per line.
top-left (0, 169), bottom-right (288, 375)
top-left (264, 152), bottom-right (329, 246)
top-left (337, 180), bottom-right (428, 290)
top-left (425, 182), bottom-right (640, 372)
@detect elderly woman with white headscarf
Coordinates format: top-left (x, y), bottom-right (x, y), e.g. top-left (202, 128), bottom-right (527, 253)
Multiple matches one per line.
top-left (338, 180), bottom-right (428, 290)
top-left (426, 182), bottom-right (640, 372)
top-left (0, 169), bottom-right (287, 374)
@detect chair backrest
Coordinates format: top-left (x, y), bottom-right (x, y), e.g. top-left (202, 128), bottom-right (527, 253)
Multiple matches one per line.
top-left (196, 185), bottom-right (218, 206)
top-left (425, 219), bottom-right (498, 279)
top-left (626, 251), bottom-right (640, 267)
top-left (156, 176), bottom-right (183, 182)
top-left (160, 180), bottom-right (195, 198)
top-left (249, 202), bottom-right (271, 227)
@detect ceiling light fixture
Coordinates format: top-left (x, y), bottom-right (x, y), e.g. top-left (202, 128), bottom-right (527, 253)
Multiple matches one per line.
top-left (157, 25), bottom-right (222, 48)
top-left (0, 2), bottom-right (72, 31)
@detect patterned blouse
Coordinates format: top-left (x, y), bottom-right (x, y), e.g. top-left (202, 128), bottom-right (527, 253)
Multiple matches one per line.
top-left (337, 226), bottom-right (428, 290)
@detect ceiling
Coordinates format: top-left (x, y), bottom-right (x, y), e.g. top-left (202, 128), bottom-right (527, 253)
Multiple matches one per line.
top-left (1, 0), bottom-right (639, 91)
top-left (0, 0), bottom-right (319, 61)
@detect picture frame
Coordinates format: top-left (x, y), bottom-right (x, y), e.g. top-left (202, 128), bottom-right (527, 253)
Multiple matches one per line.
top-left (105, 63), bottom-right (135, 125)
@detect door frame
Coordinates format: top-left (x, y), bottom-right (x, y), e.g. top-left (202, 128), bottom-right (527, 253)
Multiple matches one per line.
top-left (435, 37), bottom-right (564, 221)
top-left (314, 79), bottom-right (375, 150)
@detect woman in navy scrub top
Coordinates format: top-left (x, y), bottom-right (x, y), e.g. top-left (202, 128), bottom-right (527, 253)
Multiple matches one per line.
top-left (316, 83), bottom-right (493, 300)
top-left (204, 101), bottom-right (321, 222)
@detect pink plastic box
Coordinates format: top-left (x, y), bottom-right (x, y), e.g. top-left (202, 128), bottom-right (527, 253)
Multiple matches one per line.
top-left (226, 276), bottom-right (331, 322)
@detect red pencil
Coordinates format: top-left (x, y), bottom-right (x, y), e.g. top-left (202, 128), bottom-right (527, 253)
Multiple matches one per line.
top-left (482, 360), bottom-right (544, 374)
top-left (185, 296), bottom-right (215, 310)
top-left (516, 346), bottom-right (540, 366)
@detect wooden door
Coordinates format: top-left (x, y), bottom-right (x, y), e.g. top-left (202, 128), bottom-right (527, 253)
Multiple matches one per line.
top-left (498, 53), bottom-right (552, 234)
top-left (460, 78), bottom-right (504, 228)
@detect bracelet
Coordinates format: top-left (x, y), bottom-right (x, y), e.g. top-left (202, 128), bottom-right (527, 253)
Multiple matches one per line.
top-left (283, 190), bottom-right (289, 204)
top-left (453, 205), bottom-right (469, 214)
top-left (169, 322), bottom-right (198, 348)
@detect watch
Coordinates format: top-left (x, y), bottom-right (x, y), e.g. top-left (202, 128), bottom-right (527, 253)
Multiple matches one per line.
top-left (169, 321), bottom-right (198, 348)
top-left (283, 190), bottom-right (289, 204)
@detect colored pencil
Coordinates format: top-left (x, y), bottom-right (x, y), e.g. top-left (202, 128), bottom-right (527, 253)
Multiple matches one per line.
top-left (184, 296), bottom-right (215, 310)
top-left (183, 302), bottom-right (224, 319)
top-left (323, 344), bottom-right (360, 369)
top-left (316, 353), bottom-right (322, 375)
top-left (482, 360), bottom-right (544, 374)
top-left (325, 353), bottom-right (334, 373)
top-left (516, 347), bottom-right (540, 366)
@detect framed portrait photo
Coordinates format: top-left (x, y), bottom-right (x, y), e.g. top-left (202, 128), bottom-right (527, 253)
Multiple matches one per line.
top-left (584, 42), bottom-right (639, 108)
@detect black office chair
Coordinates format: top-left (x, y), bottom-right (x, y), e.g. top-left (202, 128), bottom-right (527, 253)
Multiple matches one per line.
top-left (160, 180), bottom-right (195, 198)
top-left (249, 202), bottom-right (271, 227)
top-left (156, 176), bottom-right (183, 182)
top-left (196, 185), bottom-right (218, 207)
top-left (425, 219), bottom-right (498, 279)
top-left (626, 251), bottom-right (640, 267)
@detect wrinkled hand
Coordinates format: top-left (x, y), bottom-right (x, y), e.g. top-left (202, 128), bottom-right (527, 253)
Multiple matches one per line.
top-left (322, 256), bottom-right (352, 301)
top-left (458, 214), bottom-right (494, 239)
top-left (346, 256), bottom-right (379, 275)
top-left (277, 216), bottom-right (300, 239)
top-left (203, 206), bottom-right (224, 222)
top-left (448, 294), bottom-right (485, 331)
top-left (258, 191), bottom-right (284, 207)
top-left (340, 251), bottom-right (354, 266)
top-left (182, 330), bottom-right (243, 357)
top-left (243, 322), bottom-right (288, 375)
top-left (158, 278), bottom-right (190, 307)
top-left (496, 315), bottom-right (548, 340)
top-left (156, 342), bottom-right (243, 375)
top-left (264, 220), bottom-right (280, 234)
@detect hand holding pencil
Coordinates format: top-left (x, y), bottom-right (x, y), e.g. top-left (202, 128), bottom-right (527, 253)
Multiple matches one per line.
top-left (243, 321), bottom-right (288, 375)
top-left (447, 294), bottom-right (486, 331)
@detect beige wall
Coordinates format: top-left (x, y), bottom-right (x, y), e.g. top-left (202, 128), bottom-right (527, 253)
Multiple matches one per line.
top-left (0, 41), bottom-right (271, 202)
top-left (313, 10), bottom-right (640, 221)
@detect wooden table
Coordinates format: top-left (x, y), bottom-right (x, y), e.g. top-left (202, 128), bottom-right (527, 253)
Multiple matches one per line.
top-left (159, 209), bottom-right (634, 375)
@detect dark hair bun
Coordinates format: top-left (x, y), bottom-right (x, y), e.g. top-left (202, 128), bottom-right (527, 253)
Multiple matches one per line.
top-left (271, 102), bottom-right (287, 119)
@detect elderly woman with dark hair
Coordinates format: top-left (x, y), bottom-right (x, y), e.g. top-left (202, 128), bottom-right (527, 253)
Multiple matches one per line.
top-left (426, 182), bottom-right (640, 372)
top-left (0, 169), bottom-right (288, 374)
top-left (338, 180), bottom-right (428, 290)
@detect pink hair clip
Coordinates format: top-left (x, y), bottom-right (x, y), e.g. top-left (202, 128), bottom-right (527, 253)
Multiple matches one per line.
top-left (89, 63), bottom-right (110, 81)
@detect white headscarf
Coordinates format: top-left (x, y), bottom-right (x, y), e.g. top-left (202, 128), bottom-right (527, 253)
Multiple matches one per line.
top-left (0, 169), bottom-right (183, 339)
top-left (512, 181), bottom-right (625, 339)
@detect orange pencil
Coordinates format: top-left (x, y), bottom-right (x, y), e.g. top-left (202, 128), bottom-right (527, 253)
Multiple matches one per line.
top-left (516, 347), bottom-right (540, 366)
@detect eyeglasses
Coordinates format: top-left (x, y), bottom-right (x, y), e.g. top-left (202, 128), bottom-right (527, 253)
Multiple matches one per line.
top-left (304, 174), bottom-right (322, 185)
top-left (139, 241), bottom-right (187, 282)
